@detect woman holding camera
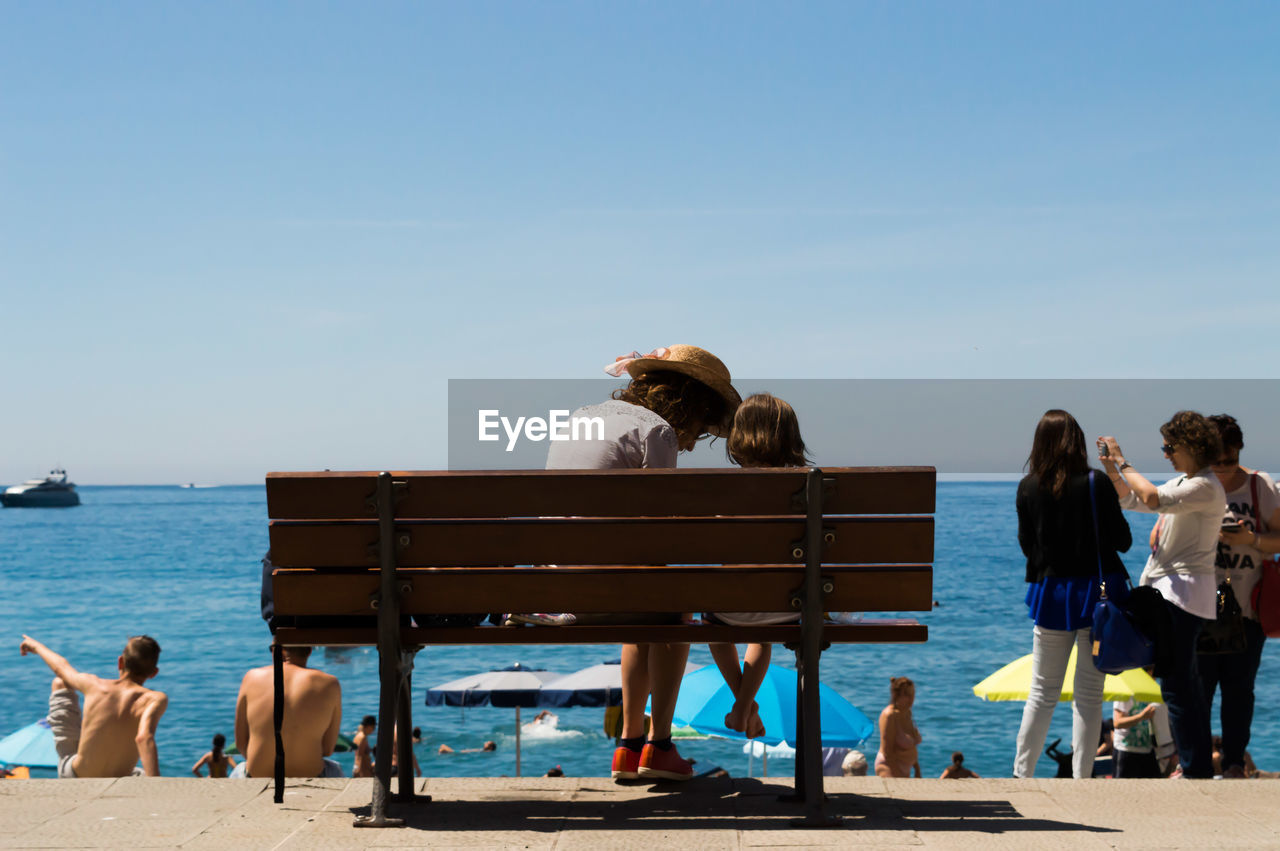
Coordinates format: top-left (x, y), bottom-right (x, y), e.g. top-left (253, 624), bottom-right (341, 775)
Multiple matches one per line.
top-left (1014, 410), bottom-right (1132, 778)
top-left (1098, 410), bottom-right (1226, 779)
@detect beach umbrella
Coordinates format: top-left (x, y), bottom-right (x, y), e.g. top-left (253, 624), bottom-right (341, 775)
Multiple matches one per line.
top-left (425, 662), bottom-right (561, 776)
top-left (0, 719), bottom-right (60, 769)
top-left (665, 664), bottom-right (874, 749)
top-left (973, 645), bottom-right (1162, 702)
top-left (539, 658), bottom-right (701, 708)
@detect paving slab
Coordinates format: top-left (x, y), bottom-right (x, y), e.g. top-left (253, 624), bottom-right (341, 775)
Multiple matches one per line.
top-left (1, 776), bottom-right (1279, 850)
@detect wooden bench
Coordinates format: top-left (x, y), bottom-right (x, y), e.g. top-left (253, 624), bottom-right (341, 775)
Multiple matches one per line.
top-left (265, 465), bottom-right (935, 827)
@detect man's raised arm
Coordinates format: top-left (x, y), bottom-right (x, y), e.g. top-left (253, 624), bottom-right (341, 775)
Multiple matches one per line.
top-left (19, 635), bottom-right (96, 692)
top-left (135, 691), bottom-right (168, 776)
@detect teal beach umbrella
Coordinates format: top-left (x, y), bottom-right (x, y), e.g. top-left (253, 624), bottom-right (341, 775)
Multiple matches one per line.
top-left (0, 719), bottom-right (60, 769)
top-left (665, 664), bottom-right (874, 748)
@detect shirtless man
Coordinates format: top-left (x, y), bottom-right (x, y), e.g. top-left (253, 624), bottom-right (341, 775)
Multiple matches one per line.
top-left (352, 715), bottom-right (376, 778)
top-left (19, 634), bottom-right (168, 777)
top-left (232, 646), bottom-right (343, 778)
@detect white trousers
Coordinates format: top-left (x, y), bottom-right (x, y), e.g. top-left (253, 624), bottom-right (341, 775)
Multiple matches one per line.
top-left (1013, 625), bottom-right (1106, 779)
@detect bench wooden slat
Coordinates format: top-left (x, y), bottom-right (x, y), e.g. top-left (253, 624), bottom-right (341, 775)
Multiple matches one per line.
top-left (266, 467), bottom-right (936, 520)
top-left (272, 564), bottom-right (934, 615)
top-left (268, 515), bottom-right (934, 567)
top-left (273, 620), bottom-right (929, 647)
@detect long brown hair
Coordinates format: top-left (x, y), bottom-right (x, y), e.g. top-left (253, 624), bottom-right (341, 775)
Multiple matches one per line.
top-left (613, 371), bottom-right (729, 447)
top-left (1026, 409), bottom-right (1089, 499)
top-left (727, 393), bottom-right (810, 467)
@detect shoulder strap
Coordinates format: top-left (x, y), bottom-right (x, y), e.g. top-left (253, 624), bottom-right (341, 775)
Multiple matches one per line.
top-left (1251, 473), bottom-right (1266, 534)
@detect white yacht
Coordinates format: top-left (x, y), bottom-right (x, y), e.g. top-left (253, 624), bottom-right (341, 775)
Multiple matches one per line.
top-left (2, 468), bottom-right (81, 507)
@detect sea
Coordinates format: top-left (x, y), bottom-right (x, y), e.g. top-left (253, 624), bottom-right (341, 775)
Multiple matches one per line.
top-left (3, 482), bottom-right (1277, 781)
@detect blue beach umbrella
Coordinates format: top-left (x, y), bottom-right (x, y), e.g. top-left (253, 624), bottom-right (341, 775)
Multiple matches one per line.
top-left (539, 658), bottom-right (702, 708)
top-left (667, 664), bottom-right (874, 748)
top-left (0, 719), bottom-right (60, 769)
top-left (425, 662), bottom-right (561, 777)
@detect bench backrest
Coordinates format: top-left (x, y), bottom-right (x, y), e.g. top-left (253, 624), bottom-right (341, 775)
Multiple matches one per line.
top-left (266, 467), bottom-right (935, 618)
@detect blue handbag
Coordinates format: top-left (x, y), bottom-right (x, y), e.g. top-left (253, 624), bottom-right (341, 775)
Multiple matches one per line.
top-left (1087, 471), bottom-right (1155, 674)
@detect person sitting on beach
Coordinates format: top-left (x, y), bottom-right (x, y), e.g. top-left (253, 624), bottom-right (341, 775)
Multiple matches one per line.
top-left (352, 715), bottom-right (376, 778)
top-left (232, 645), bottom-right (343, 778)
top-left (438, 740), bottom-right (497, 754)
top-left (940, 751), bottom-right (979, 779)
top-left (842, 749), bottom-right (869, 776)
top-left (191, 733), bottom-right (236, 778)
top-left (706, 393), bottom-right (809, 741)
top-left (389, 725), bottom-right (420, 777)
top-left (875, 676), bottom-right (922, 778)
top-left (19, 634), bottom-right (168, 778)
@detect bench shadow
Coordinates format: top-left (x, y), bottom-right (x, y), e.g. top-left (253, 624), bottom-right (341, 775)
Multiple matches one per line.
top-left (346, 778), bottom-right (1120, 835)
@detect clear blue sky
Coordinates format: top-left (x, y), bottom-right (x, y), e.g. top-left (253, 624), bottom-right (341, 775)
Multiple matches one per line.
top-left (2, 2), bottom-right (1277, 483)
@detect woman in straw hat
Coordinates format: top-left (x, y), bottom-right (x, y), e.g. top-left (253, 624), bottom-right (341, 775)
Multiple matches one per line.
top-left (544, 344), bottom-right (740, 781)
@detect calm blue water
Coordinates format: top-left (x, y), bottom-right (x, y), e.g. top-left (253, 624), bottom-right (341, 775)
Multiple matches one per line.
top-left (3, 483), bottom-right (1277, 780)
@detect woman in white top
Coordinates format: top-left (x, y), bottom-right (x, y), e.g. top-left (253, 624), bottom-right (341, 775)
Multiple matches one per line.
top-left (1098, 410), bottom-right (1225, 778)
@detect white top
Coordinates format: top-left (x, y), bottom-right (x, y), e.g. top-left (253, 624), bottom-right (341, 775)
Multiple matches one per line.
top-left (544, 400), bottom-right (677, 470)
top-left (1217, 470), bottom-right (1280, 619)
top-left (1121, 468), bottom-right (1225, 620)
top-left (1113, 699), bottom-right (1172, 756)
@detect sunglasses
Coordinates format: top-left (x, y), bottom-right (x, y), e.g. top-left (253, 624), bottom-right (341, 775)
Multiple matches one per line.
top-left (1161, 444), bottom-right (1176, 455)
top-left (1213, 455), bottom-right (1240, 466)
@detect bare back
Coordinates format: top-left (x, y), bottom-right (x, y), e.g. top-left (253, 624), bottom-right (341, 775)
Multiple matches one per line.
top-left (237, 663), bottom-right (340, 779)
top-left (74, 677), bottom-right (166, 778)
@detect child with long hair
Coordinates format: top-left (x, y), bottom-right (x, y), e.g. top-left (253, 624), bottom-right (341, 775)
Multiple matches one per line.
top-left (707, 393), bottom-right (809, 739)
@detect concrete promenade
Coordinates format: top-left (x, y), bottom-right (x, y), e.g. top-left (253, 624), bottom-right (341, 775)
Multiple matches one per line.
top-left (3, 775), bottom-right (1279, 850)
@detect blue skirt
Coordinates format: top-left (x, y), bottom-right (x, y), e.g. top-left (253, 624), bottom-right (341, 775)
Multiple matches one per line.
top-left (1026, 572), bottom-right (1130, 632)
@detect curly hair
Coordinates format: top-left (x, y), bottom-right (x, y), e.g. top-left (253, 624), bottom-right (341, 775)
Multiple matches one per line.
top-left (728, 393), bottom-right (811, 468)
top-left (1160, 410), bottom-right (1222, 469)
top-left (613, 370), bottom-right (729, 447)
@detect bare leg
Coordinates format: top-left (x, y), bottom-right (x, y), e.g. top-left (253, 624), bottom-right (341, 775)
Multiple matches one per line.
top-left (709, 643), bottom-right (742, 691)
top-left (620, 643), bottom-right (650, 740)
top-left (737, 643), bottom-right (771, 739)
top-left (646, 642), bottom-right (690, 741)
top-left (710, 643), bottom-right (753, 733)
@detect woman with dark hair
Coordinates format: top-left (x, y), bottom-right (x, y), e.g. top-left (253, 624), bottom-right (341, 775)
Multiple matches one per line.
top-left (1198, 414), bottom-right (1280, 777)
top-left (191, 733), bottom-right (235, 778)
top-left (1014, 410), bottom-right (1132, 778)
top-left (1098, 410), bottom-right (1227, 778)
top-left (544, 345), bottom-right (740, 782)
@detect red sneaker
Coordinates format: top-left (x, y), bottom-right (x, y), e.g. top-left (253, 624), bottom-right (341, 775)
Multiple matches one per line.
top-left (637, 742), bottom-right (694, 781)
top-left (611, 746), bottom-right (642, 781)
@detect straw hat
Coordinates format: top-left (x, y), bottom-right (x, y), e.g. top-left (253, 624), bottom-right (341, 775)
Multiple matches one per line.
top-left (605, 345), bottom-right (742, 435)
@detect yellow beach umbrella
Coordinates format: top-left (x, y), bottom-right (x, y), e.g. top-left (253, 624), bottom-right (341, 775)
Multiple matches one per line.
top-left (973, 645), bottom-right (1162, 703)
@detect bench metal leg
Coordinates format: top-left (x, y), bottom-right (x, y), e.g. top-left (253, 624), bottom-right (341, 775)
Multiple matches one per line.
top-left (391, 650), bottom-right (429, 804)
top-left (272, 641), bottom-right (285, 804)
top-left (355, 472), bottom-right (406, 828)
top-left (791, 469), bottom-right (840, 828)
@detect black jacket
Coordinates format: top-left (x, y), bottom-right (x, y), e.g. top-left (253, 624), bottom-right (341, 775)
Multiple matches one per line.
top-left (1017, 470), bottom-right (1132, 582)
